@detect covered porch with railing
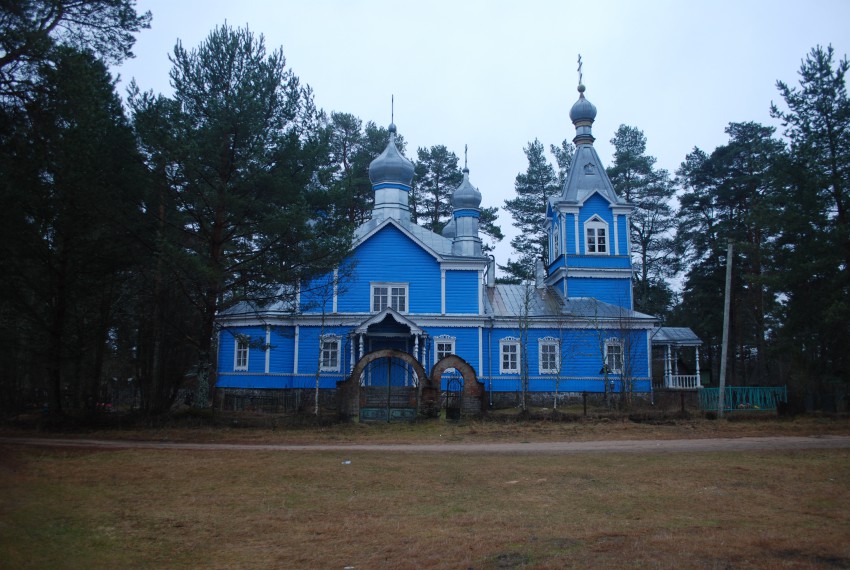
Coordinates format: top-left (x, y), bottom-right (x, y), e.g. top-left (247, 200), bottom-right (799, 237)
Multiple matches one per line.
top-left (651, 327), bottom-right (703, 390)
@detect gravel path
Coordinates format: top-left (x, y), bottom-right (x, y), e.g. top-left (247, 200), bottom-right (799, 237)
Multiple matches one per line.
top-left (3, 435), bottom-right (850, 454)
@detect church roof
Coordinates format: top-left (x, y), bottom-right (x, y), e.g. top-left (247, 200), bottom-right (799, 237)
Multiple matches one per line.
top-left (484, 285), bottom-right (655, 321)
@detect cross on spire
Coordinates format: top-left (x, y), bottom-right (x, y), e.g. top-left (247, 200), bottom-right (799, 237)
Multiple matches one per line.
top-left (464, 144), bottom-right (468, 170)
top-left (577, 54), bottom-right (583, 86)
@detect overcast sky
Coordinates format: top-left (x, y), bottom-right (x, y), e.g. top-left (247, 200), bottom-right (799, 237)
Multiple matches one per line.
top-left (113, 0), bottom-right (850, 269)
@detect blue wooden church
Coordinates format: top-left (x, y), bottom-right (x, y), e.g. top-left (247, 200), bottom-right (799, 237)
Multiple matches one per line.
top-left (216, 83), bottom-right (661, 418)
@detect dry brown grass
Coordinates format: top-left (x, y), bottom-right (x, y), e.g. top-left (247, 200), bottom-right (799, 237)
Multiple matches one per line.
top-left (6, 411), bottom-right (849, 446)
top-left (1, 427), bottom-right (849, 569)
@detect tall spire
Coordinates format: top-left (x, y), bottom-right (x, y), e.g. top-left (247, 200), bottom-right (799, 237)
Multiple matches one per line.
top-left (570, 54), bottom-right (597, 146)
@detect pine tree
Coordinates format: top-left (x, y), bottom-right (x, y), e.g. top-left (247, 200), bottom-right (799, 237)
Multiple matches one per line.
top-left (0, 48), bottom-right (147, 415)
top-left (607, 125), bottom-right (677, 316)
top-left (675, 122), bottom-right (786, 385)
top-left (503, 139), bottom-right (559, 281)
top-left (0, 0), bottom-right (151, 103)
top-left (129, 25), bottom-right (352, 405)
top-left (411, 145), bottom-right (462, 233)
top-left (770, 44), bottom-right (850, 387)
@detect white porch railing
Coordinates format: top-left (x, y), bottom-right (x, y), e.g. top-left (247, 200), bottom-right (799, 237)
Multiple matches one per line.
top-left (665, 374), bottom-right (701, 390)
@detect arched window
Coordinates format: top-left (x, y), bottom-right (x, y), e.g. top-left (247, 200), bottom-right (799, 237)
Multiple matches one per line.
top-left (584, 215), bottom-right (608, 254)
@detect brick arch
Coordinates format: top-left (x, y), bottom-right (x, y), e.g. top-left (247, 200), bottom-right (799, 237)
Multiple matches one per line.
top-left (431, 354), bottom-right (485, 414)
top-left (337, 349), bottom-right (438, 418)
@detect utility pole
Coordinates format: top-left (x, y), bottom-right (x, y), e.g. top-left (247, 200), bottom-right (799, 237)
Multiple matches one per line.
top-left (718, 241), bottom-right (733, 418)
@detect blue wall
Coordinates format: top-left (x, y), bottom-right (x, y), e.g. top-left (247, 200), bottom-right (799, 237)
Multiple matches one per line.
top-left (567, 277), bottom-right (632, 308)
top-left (337, 224), bottom-right (442, 313)
top-left (445, 270), bottom-right (479, 314)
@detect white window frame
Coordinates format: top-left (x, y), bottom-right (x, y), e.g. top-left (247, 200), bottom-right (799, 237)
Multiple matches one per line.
top-left (320, 335), bottom-right (341, 372)
top-left (538, 337), bottom-right (560, 374)
top-left (584, 215), bottom-right (609, 255)
top-left (234, 337), bottom-right (249, 371)
top-left (604, 337), bottom-right (624, 374)
top-left (434, 335), bottom-right (456, 363)
top-left (500, 337), bottom-right (520, 374)
top-left (371, 282), bottom-right (408, 313)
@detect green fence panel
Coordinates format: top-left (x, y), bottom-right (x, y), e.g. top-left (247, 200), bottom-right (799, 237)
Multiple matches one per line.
top-left (699, 386), bottom-right (787, 412)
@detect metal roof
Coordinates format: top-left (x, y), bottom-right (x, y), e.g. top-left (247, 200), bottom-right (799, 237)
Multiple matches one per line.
top-left (650, 327), bottom-right (702, 346)
top-left (484, 285), bottom-right (655, 321)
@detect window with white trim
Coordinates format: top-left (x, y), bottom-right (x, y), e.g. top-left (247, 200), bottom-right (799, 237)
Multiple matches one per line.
top-left (234, 337), bottom-right (249, 371)
top-left (320, 336), bottom-right (341, 372)
top-left (604, 338), bottom-right (623, 374)
top-left (585, 216), bottom-right (608, 254)
top-left (434, 336), bottom-right (455, 362)
top-left (371, 282), bottom-right (408, 312)
top-left (500, 337), bottom-right (520, 374)
top-left (434, 335), bottom-right (456, 373)
top-left (538, 337), bottom-right (560, 374)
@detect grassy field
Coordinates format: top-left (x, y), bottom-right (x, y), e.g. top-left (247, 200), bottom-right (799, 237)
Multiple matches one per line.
top-left (2, 416), bottom-right (850, 569)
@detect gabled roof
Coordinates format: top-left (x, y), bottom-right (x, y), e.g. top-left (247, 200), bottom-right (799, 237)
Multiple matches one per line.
top-left (354, 215), bottom-right (455, 259)
top-left (354, 307), bottom-right (423, 335)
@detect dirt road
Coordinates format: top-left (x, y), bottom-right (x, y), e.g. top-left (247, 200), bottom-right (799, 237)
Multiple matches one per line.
top-left (3, 435), bottom-right (850, 454)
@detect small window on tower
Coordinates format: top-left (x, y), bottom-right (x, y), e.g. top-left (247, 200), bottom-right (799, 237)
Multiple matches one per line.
top-left (584, 216), bottom-right (608, 254)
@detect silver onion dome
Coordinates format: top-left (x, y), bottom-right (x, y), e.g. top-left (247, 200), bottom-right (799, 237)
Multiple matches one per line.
top-left (368, 123), bottom-right (414, 186)
top-left (451, 167), bottom-right (482, 209)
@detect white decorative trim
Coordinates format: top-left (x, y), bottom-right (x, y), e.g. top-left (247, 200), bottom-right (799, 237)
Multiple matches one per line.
top-left (320, 334), bottom-right (342, 372)
top-left (434, 335), bottom-right (456, 366)
top-left (234, 336), bottom-right (249, 371)
top-left (441, 269), bottom-right (446, 315)
top-left (332, 268), bottom-right (338, 313)
top-left (293, 325), bottom-right (299, 374)
top-left (604, 337), bottom-right (624, 374)
top-left (499, 336), bottom-right (520, 374)
top-left (265, 326), bottom-right (271, 373)
top-left (584, 215), bottom-right (609, 255)
top-left (612, 213), bottom-right (620, 256)
top-left (537, 336), bottom-right (560, 374)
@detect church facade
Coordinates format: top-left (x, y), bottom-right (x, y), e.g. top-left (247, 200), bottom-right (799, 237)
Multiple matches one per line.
top-left (215, 84), bottom-right (659, 414)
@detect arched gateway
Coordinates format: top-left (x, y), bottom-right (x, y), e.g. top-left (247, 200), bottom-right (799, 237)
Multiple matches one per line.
top-left (337, 349), bottom-right (439, 422)
top-left (431, 355), bottom-right (485, 417)
top-left (337, 350), bottom-right (485, 421)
